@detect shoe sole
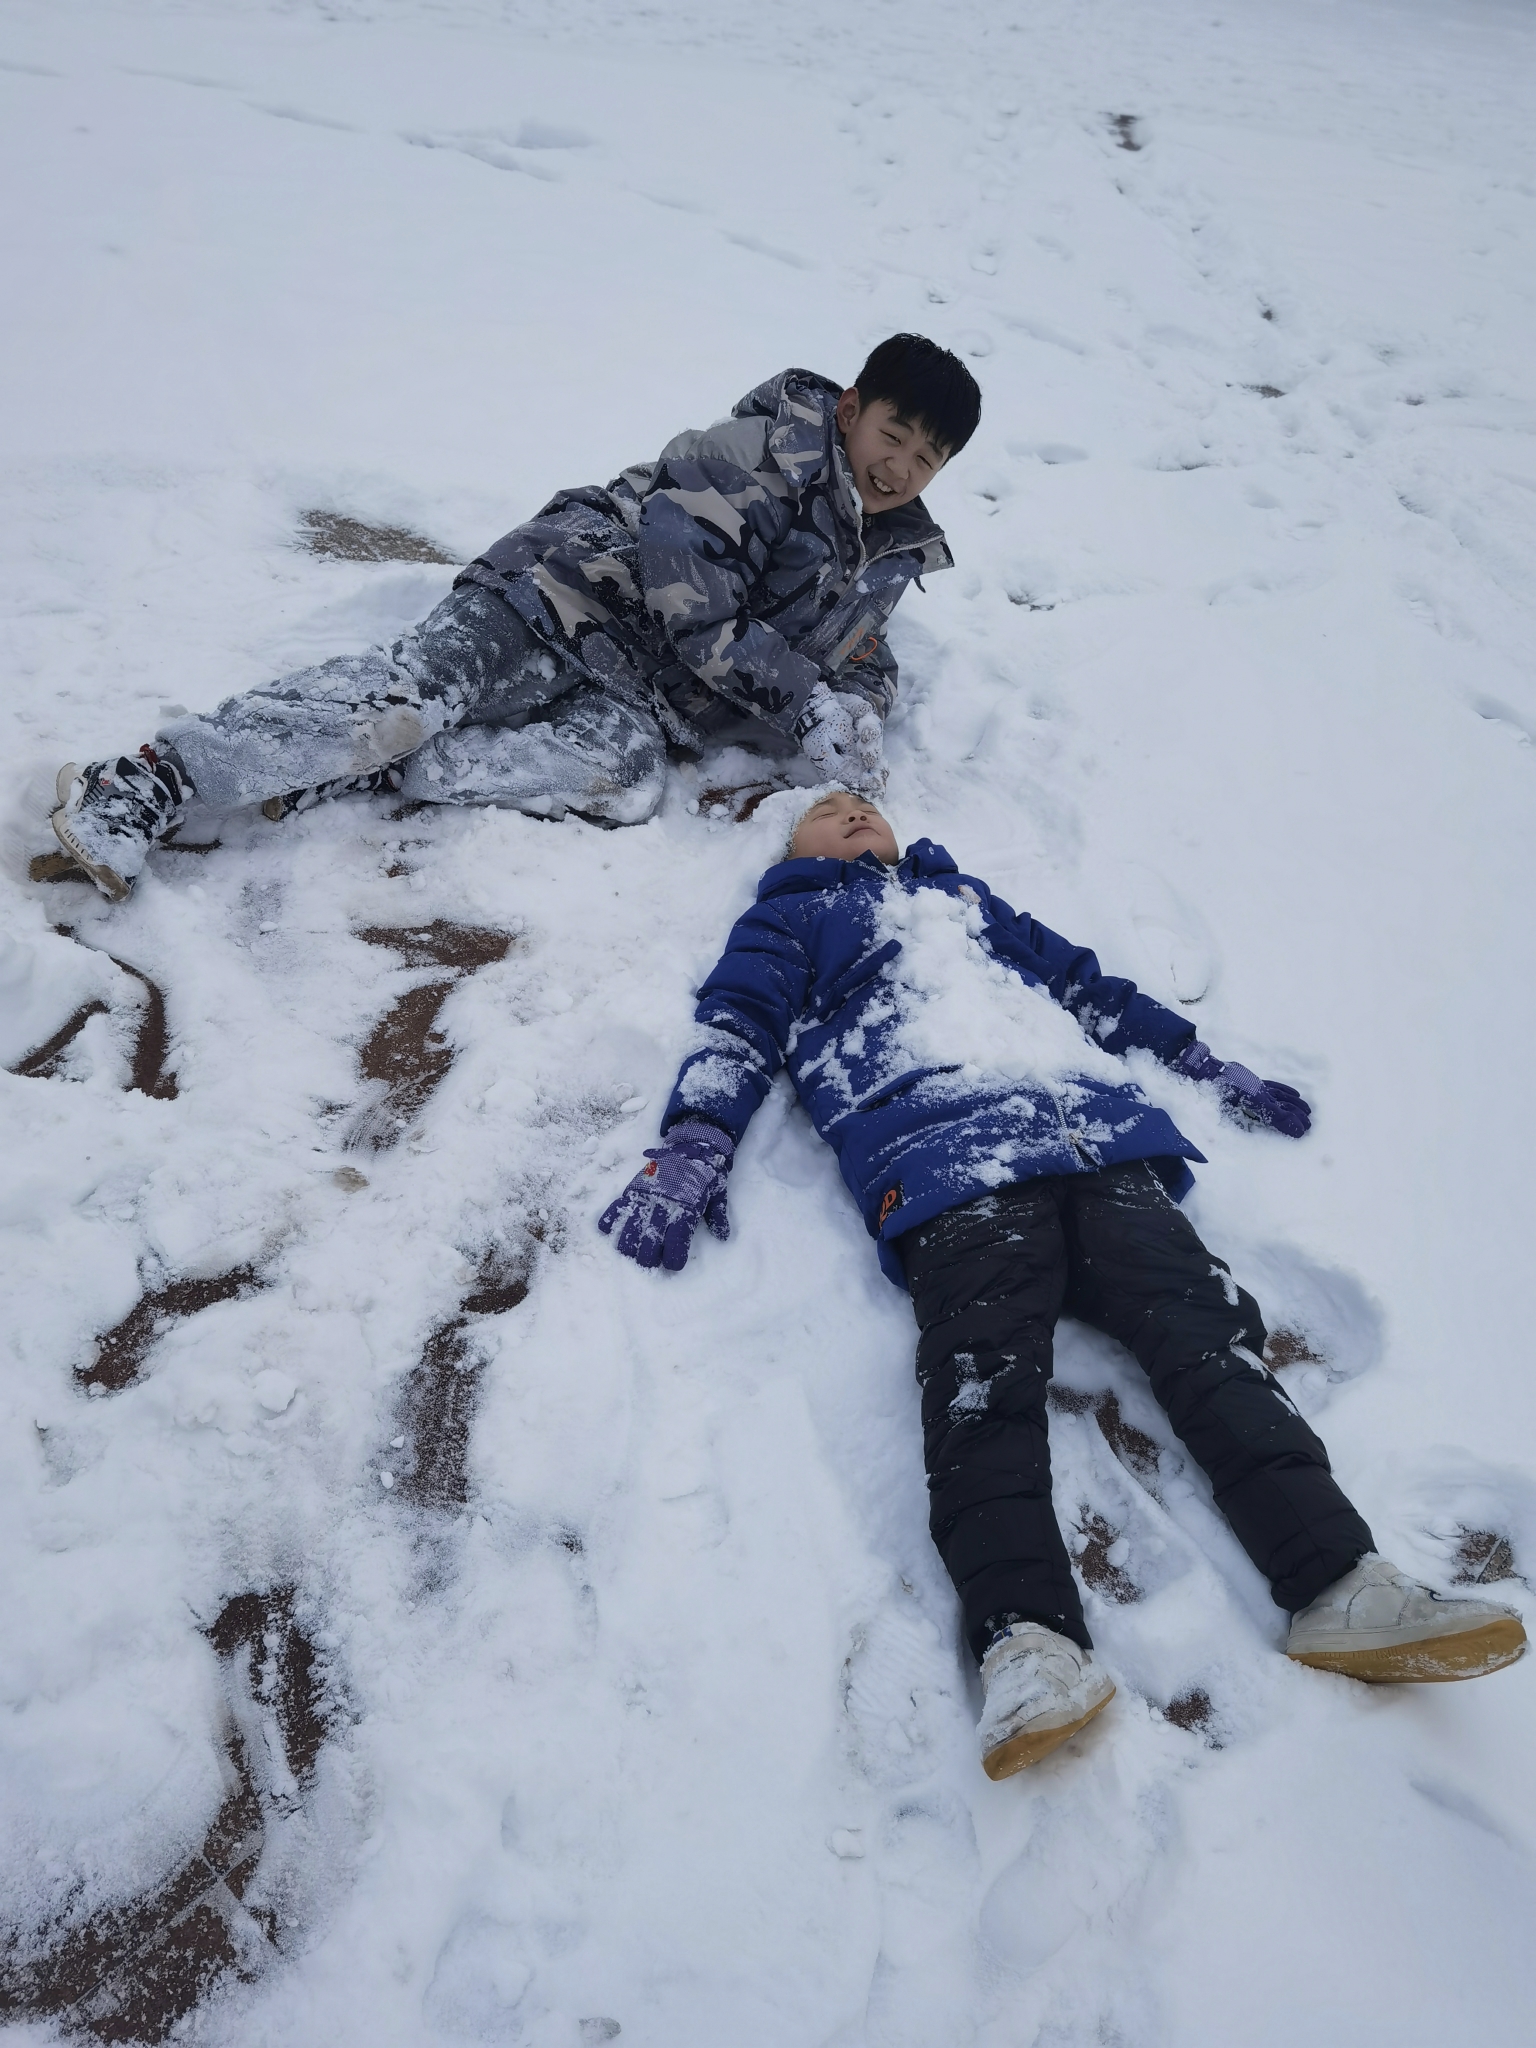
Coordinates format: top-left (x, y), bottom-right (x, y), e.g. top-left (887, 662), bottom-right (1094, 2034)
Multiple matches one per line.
top-left (51, 764), bottom-right (132, 902)
top-left (982, 1684), bottom-right (1115, 1780)
top-left (1288, 1615), bottom-right (1527, 1684)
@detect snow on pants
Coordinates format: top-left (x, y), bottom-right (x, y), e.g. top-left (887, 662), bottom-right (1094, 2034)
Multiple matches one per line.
top-left (898, 1163), bottom-right (1375, 1661)
top-left (157, 586), bottom-right (668, 826)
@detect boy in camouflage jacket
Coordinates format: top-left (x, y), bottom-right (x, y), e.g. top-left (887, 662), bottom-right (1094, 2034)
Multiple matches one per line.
top-left (49, 337), bottom-right (981, 902)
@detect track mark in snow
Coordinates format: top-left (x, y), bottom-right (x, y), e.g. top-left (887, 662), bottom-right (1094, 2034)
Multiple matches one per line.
top-left (246, 102), bottom-right (357, 133)
top-left (1072, 1506), bottom-right (1141, 1604)
top-left (108, 955), bottom-right (179, 1099)
top-left (345, 922), bottom-right (513, 1150)
top-left (387, 1227), bottom-right (542, 1507)
top-left (720, 229), bottom-right (816, 270)
top-left (78, 1265), bottom-right (266, 1394)
top-left (205, 1589), bottom-right (333, 1787)
top-left (10, 997), bottom-right (111, 1079)
top-left (298, 510), bottom-right (457, 566)
top-left (1108, 113), bottom-right (1144, 153)
top-left (401, 129), bottom-right (563, 182)
top-left (0, 1590), bottom-right (337, 2042)
top-left (1050, 1385), bottom-right (1166, 1500)
top-left (9, 942), bottom-right (178, 1098)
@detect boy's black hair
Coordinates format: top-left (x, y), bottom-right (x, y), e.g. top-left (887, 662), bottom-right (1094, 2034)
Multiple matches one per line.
top-left (852, 334), bottom-right (982, 457)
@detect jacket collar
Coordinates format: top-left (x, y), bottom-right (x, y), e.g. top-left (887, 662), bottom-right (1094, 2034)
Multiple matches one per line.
top-left (734, 368), bottom-right (953, 576)
top-left (755, 841), bottom-right (958, 901)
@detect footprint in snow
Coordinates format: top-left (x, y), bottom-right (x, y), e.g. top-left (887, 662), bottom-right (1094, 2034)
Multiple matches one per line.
top-left (0, 1589), bottom-right (345, 2042)
top-left (841, 1603), bottom-right (964, 1790)
top-left (862, 1790), bottom-right (982, 2048)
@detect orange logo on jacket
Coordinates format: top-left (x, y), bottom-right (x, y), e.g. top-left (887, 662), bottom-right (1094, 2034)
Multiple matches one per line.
top-left (878, 1184), bottom-right (903, 1227)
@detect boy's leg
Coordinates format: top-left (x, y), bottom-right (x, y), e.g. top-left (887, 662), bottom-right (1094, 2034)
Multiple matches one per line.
top-left (396, 687), bottom-right (667, 826)
top-left (159, 586), bottom-right (572, 812)
top-left (1062, 1162), bottom-right (1374, 1613)
top-left (900, 1182), bottom-right (1090, 1662)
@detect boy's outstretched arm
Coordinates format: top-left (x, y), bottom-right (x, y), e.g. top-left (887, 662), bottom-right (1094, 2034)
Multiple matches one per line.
top-left (972, 876), bottom-right (1312, 1138)
top-left (600, 905), bottom-right (813, 1271)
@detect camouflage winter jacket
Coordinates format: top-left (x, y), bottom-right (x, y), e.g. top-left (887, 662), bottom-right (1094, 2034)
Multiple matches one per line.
top-left (456, 369), bottom-right (953, 747)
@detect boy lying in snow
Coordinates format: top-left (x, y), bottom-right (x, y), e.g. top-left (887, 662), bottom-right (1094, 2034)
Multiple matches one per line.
top-left (600, 791), bottom-right (1527, 1779)
top-left (47, 335), bottom-right (979, 901)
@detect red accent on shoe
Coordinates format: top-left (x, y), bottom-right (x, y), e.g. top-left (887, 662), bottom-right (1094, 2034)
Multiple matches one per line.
top-left (138, 744), bottom-right (160, 767)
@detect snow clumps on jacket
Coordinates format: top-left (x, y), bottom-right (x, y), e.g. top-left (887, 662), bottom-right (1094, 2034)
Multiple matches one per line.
top-left (456, 369), bottom-right (953, 749)
top-left (660, 841), bottom-right (1208, 1283)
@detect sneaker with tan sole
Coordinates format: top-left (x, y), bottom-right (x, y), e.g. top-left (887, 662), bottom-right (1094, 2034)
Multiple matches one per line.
top-left (50, 748), bottom-right (192, 901)
top-left (1287, 1553), bottom-right (1527, 1683)
top-left (977, 1623), bottom-right (1115, 1779)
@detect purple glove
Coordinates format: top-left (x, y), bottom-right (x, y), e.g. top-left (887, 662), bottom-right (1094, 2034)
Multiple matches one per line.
top-left (598, 1119), bottom-right (735, 1271)
top-left (1175, 1040), bottom-right (1312, 1139)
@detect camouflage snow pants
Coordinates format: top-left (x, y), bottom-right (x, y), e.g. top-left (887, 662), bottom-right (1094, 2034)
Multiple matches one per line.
top-left (157, 587), bottom-right (667, 826)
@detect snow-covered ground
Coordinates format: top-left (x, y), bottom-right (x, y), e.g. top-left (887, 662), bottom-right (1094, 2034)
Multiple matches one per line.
top-left (3, 0), bottom-right (1535, 2040)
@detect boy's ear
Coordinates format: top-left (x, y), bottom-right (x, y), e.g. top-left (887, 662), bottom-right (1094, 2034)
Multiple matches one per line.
top-left (835, 388), bottom-right (862, 434)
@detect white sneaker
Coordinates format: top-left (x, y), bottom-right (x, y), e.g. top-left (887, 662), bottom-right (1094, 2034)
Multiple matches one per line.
top-left (1287, 1553), bottom-right (1527, 1684)
top-left (977, 1623), bottom-right (1115, 1780)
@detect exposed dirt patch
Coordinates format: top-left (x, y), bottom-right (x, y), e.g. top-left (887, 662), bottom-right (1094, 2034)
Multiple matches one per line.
top-left (1162, 1687), bottom-right (1218, 1743)
top-left (79, 1266), bottom-right (265, 1394)
top-left (1264, 1327), bottom-right (1325, 1370)
top-left (10, 946), bottom-right (177, 1099)
top-left (391, 1246), bottom-right (531, 1509)
top-left (1243, 383), bottom-right (1286, 399)
top-left (298, 509), bottom-right (457, 565)
top-left (356, 922), bottom-right (513, 973)
top-left (205, 1589), bottom-right (331, 1785)
top-left (11, 999), bottom-right (112, 1078)
top-left (10, 946), bottom-right (177, 1097)
top-left (1109, 112), bottom-right (1142, 151)
top-left (349, 978), bottom-right (458, 1149)
top-left (1093, 1392), bottom-right (1162, 1492)
top-left (29, 850), bottom-right (92, 885)
top-left (109, 957), bottom-right (178, 1099)
top-left (345, 924), bottom-right (514, 1150)
top-left (697, 781), bottom-right (789, 823)
top-left (1073, 1507), bottom-right (1141, 1604)
top-left (1452, 1529), bottom-right (1519, 1586)
top-left (1050, 1386), bottom-right (1164, 1499)
top-left (0, 1590), bottom-right (334, 2042)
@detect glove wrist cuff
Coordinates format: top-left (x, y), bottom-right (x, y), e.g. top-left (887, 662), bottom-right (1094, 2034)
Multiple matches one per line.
top-left (1173, 1039), bottom-right (1225, 1084)
top-left (661, 1118), bottom-right (736, 1164)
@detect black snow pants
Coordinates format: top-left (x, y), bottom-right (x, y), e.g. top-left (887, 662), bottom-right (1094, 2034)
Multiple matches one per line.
top-left (899, 1163), bottom-right (1374, 1660)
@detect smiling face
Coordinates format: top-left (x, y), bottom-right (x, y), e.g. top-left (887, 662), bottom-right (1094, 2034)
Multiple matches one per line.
top-left (835, 390), bottom-right (949, 514)
top-left (790, 792), bottom-right (900, 865)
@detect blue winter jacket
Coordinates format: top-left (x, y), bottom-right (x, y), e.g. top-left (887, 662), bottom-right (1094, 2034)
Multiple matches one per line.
top-left (661, 841), bottom-right (1206, 1285)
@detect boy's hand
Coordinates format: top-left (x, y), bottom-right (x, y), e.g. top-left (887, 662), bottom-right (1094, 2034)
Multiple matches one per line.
top-left (1175, 1041), bottom-right (1312, 1139)
top-left (793, 683), bottom-right (886, 795)
top-left (598, 1120), bottom-right (735, 1271)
